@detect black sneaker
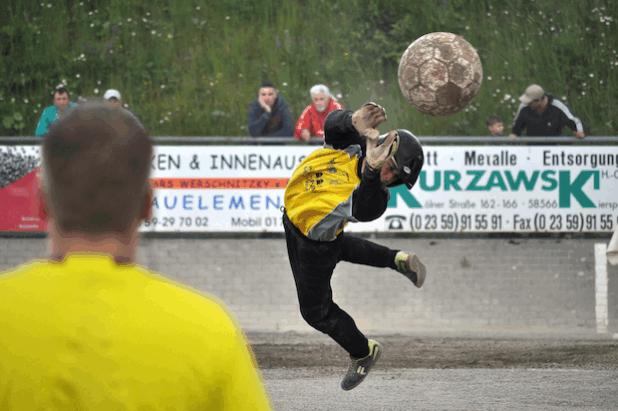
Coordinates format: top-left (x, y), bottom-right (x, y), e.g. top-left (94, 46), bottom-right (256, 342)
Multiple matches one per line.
top-left (341, 339), bottom-right (382, 391)
top-left (395, 251), bottom-right (426, 288)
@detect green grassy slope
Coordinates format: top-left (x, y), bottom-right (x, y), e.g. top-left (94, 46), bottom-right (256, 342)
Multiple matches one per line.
top-left (2, 0), bottom-right (616, 136)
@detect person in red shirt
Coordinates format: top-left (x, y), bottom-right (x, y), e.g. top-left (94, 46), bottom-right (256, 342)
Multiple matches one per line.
top-left (294, 84), bottom-right (344, 141)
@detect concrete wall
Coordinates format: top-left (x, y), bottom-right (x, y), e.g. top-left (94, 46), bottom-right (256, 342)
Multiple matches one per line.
top-left (1, 237), bottom-right (616, 334)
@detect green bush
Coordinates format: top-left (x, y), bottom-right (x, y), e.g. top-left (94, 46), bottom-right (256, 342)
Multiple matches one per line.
top-left (1, 0), bottom-right (616, 136)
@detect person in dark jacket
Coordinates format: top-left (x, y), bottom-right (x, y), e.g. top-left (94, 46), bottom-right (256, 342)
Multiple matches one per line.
top-left (283, 102), bottom-right (426, 391)
top-left (509, 84), bottom-right (585, 139)
top-left (247, 82), bottom-right (294, 137)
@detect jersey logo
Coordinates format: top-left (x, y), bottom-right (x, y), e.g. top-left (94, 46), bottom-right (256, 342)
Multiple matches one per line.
top-left (327, 166), bottom-right (350, 182)
top-left (302, 166), bottom-right (324, 192)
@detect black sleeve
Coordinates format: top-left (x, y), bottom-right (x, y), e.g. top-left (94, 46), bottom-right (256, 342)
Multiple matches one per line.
top-left (266, 101), bottom-right (295, 137)
top-left (511, 104), bottom-right (527, 136)
top-left (247, 100), bottom-right (268, 137)
top-left (352, 165), bottom-right (390, 222)
top-left (324, 109), bottom-right (366, 151)
top-left (558, 104), bottom-right (584, 133)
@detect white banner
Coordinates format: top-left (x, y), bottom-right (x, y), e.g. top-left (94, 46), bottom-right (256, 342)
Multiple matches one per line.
top-left (382, 146), bottom-right (618, 233)
top-left (140, 145), bottom-right (618, 233)
top-left (3, 144), bottom-right (614, 233)
top-left (142, 146), bottom-right (311, 232)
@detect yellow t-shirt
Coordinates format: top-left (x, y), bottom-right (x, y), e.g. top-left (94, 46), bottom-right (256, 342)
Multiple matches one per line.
top-left (0, 255), bottom-right (273, 411)
top-left (284, 145), bottom-right (362, 241)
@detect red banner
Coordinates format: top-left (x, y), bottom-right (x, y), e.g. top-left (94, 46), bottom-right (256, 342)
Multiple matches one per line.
top-left (0, 168), bottom-right (46, 232)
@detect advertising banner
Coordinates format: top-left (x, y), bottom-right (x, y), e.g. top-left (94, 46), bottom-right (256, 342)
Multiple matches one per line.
top-left (384, 146), bottom-right (618, 233)
top-left (1, 144), bottom-right (617, 233)
top-left (144, 146), bottom-right (310, 233)
top-left (0, 146), bottom-right (45, 232)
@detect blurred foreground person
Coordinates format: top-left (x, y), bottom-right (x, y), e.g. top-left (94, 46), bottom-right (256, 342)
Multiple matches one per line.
top-left (283, 102), bottom-right (426, 390)
top-left (0, 102), bottom-right (273, 410)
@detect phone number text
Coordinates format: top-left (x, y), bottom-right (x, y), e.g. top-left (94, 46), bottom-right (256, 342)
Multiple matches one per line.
top-left (140, 216), bottom-right (209, 228)
top-left (404, 213), bottom-right (616, 232)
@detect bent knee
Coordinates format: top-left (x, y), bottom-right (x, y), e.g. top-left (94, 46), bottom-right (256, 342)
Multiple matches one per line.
top-left (300, 303), bottom-right (336, 332)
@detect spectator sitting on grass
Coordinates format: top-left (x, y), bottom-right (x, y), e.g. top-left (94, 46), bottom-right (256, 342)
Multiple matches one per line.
top-left (35, 87), bottom-right (77, 136)
top-left (294, 84), bottom-right (344, 142)
top-left (509, 84), bottom-right (585, 139)
top-left (486, 115), bottom-right (504, 136)
top-left (103, 89), bottom-right (123, 107)
top-left (248, 82), bottom-right (294, 137)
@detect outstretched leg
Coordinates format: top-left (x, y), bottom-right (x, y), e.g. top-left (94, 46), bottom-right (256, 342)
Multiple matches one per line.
top-left (339, 232), bottom-right (398, 268)
top-left (340, 233), bottom-right (426, 288)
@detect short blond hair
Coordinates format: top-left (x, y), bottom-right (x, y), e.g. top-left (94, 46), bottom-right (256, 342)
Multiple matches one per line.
top-left (41, 102), bottom-right (152, 235)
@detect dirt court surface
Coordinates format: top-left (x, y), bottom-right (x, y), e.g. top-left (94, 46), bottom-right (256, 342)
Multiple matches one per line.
top-left (249, 331), bottom-right (618, 410)
top-left (249, 331), bottom-right (618, 370)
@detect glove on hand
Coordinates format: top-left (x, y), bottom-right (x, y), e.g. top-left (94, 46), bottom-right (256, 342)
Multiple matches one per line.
top-left (366, 130), bottom-right (399, 170)
top-left (352, 102), bottom-right (387, 136)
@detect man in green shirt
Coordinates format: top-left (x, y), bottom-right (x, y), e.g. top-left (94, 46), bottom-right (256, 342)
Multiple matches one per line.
top-left (35, 87), bottom-right (77, 136)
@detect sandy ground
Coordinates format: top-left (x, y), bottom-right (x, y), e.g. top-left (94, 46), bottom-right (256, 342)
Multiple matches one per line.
top-left (248, 331), bottom-right (618, 410)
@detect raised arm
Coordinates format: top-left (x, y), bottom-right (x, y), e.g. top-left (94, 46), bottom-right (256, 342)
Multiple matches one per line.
top-left (323, 110), bottom-right (364, 149)
top-left (247, 100), bottom-right (269, 137)
top-left (266, 102), bottom-right (294, 137)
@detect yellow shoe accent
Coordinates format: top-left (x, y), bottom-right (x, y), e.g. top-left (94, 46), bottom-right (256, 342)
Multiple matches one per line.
top-left (395, 251), bottom-right (426, 288)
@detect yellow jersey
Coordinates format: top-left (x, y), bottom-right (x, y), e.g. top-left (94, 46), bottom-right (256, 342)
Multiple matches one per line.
top-left (284, 145), bottom-right (362, 241)
top-left (0, 255), bottom-right (273, 411)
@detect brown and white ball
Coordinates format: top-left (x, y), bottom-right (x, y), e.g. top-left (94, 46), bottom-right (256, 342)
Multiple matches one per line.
top-left (398, 32), bottom-right (483, 116)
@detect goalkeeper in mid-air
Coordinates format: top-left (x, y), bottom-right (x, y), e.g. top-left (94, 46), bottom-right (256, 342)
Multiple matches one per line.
top-left (282, 102), bottom-right (426, 390)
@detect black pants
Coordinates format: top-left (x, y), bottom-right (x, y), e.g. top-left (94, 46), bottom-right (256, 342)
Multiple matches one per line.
top-left (283, 212), bottom-right (398, 358)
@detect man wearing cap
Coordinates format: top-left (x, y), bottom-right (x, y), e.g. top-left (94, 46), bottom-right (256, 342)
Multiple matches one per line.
top-left (509, 84), bottom-right (585, 139)
top-left (104, 89), bottom-right (123, 107)
top-left (247, 82), bottom-right (294, 137)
